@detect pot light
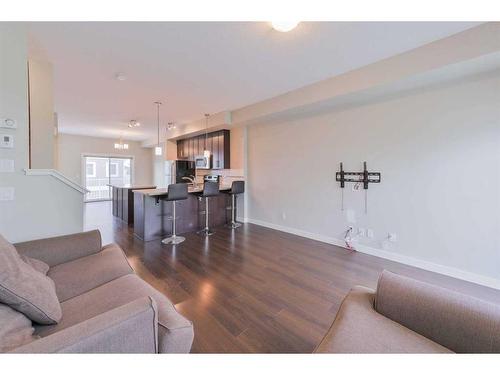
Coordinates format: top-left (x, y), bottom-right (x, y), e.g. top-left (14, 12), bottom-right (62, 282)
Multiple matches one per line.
top-left (115, 72), bottom-right (127, 81)
top-left (271, 21), bottom-right (300, 32)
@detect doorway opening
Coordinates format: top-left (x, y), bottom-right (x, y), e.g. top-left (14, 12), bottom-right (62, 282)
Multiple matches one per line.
top-left (83, 156), bottom-right (132, 202)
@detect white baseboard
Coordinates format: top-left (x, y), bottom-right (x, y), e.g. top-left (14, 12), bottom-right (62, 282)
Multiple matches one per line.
top-left (246, 218), bottom-right (500, 291)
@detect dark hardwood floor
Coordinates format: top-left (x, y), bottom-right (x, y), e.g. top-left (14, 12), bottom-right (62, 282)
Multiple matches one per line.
top-left (84, 201), bottom-right (500, 353)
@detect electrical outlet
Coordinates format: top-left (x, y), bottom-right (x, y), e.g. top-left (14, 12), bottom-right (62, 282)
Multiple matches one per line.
top-left (367, 229), bottom-right (374, 238)
top-left (388, 233), bottom-right (397, 242)
top-left (281, 212), bottom-right (287, 220)
top-left (0, 187), bottom-right (15, 201)
top-left (0, 159), bottom-right (14, 173)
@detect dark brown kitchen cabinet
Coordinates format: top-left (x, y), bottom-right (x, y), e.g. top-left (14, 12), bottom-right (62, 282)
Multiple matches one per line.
top-left (176, 139), bottom-right (183, 158)
top-left (176, 129), bottom-right (230, 168)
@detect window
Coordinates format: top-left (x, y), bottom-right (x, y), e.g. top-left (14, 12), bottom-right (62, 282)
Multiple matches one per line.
top-left (86, 162), bottom-right (96, 178)
top-left (109, 162), bottom-right (119, 177)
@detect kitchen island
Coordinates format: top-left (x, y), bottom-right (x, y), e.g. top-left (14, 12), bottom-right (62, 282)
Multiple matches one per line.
top-left (110, 184), bottom-right (156, 224)
top-left (133, 185), bottom-right (233, 241)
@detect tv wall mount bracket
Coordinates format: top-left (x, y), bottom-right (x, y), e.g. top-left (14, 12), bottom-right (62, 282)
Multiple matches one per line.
top-left (336, 162), bottom-right (381, 213)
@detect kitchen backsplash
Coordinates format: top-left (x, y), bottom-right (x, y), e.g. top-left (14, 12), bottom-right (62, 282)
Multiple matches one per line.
top-left (195, 169), bottom-right (244, 185)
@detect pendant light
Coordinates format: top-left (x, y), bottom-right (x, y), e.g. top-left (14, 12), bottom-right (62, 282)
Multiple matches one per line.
top-left (203, 113), bottom-right (210, 158)
top-left (154, 101), bottom-right (162, 156)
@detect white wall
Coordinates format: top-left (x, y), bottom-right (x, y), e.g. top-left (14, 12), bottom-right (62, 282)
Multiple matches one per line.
top-left (247, 71), bottom-right (500, 287)
top-left (0, 24), bottom-right (84, 243)
top-left (57, 133), bottom-right (154, 186)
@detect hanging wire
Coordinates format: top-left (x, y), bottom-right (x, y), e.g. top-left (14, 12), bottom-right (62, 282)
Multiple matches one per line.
top-left (154, 101), bottom-right (162, 148)
top-left (204, 113), bottom-right (209, 150)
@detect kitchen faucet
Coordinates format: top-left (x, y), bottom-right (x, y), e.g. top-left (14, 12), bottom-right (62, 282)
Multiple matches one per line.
top-left (181, 176), bottom-right (196, 187)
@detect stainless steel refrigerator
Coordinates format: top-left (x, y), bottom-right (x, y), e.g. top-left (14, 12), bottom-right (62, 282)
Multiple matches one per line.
top-left (165, 160), bottom-right (195, 185)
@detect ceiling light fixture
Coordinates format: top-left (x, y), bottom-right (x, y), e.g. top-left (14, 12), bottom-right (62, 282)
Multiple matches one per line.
top-left (114, 135), bottom-right (129, 150)
top-left (271, 21), bottom-right (300, 32)
top-left (128, 120), bottom-right (140, 128)
top-left (154, 101), bottom-right (163, 156)
top-left (203, 114), bottom-right (210, 158)
top-left (115, 72), bottom-right (127, 81)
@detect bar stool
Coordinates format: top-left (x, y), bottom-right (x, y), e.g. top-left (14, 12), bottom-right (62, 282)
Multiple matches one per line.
top-left (195, 181), bottom-right (219, 236)
top-left (224, 181), bottom-right (245, 229)
top-left (160, 183), bottom-right (188, 245)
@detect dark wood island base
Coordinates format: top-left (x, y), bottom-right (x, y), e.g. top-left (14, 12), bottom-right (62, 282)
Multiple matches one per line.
top-left (133, 189), bottom-right (233, 242)
top-left (110, 185), bottom-right (156, 224)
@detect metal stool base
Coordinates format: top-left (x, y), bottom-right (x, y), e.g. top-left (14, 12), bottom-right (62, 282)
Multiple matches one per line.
top-left (197, 228), bottom-right (214, 236)
top-left (226, 222), bottom-right (242, 229)
top-left (161, 235), bottom-right (185, 245)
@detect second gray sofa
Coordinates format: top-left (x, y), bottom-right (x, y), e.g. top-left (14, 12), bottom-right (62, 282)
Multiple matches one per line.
top-left (315, 270), bottom-right (500, 353)
top-left (5, 230), bottom-right (193, 353)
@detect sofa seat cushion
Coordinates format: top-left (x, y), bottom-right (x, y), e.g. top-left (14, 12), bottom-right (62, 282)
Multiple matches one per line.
top-left (315, 286), bottom-right (453, 353)
top-left (0, 304), bottom-right (37, 352)
top-left (48, 244), bottom-right (134, 302)
top-left (0, 234), bottom-right (62, 325)
top-left (35, 274), bottom-right (194, 353)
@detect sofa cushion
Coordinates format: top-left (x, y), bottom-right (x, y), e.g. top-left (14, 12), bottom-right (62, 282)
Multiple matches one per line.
top-left (48, 243), bottom-right (134, 302)
top-left (0, 304), bottom-right (37, 352)
top-left (375, 270), bottom-right (500, 353)
top-left (0, 234), bottom-right (62, 325)
top-left (35, 274), bottom-right (194, 353)
top-left (20, 255), bottom-right (50, 275)
top-left (314, 286), bottom-right (452, 353)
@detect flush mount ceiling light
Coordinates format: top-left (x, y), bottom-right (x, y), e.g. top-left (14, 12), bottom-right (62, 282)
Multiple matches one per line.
top-left (115, 72), bottom-right (127, 81)
top-left (270, 21), bottom-right (300, 32)
top-left (154, 101), bottom-right (163, 156)
top-left (128, 120), bottom-right (140, 128)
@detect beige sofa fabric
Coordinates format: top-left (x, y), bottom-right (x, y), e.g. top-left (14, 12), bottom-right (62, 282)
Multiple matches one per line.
top-left (48, 243), bottom-right (134, 302)
top-left (20, 255), bottom-right (50, 275)
top-left (0, 234), bottom-right (62, 325)
top-left (12, 297), bottom-right (158, 353)
top-left (35, 274), bottom-right (194, 353)
top-left (0, 304), bottom-right (37, 352)
top-left (14, 230), bottom-right (102, 267)
top-left (315, 286), bottom-right (452, 353)
top-left (375, 270), bottom-right (500, 353)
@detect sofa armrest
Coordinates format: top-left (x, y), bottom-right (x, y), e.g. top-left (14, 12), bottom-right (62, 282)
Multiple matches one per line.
top-left (14, 230), bottom-right (102, 267)
top-left (11, 297), bottom-right (158, 353)
top-left (314, 286), bottom-right (452, 353)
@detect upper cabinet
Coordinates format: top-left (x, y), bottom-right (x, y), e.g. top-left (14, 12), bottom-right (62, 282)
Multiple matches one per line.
top-left (176, 129), bottom-right (230, 170)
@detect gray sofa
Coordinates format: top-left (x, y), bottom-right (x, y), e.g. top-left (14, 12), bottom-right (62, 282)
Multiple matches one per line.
top-left (1, 230), bottom-right (193, 353)
top-left (315, 270), bottom-right (500, 353)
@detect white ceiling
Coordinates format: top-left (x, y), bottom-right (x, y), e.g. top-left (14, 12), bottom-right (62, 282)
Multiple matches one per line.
top-left (27, 22), bottom-right (480, 141)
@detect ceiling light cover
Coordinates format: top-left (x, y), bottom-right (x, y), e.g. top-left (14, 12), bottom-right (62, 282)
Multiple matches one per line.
top-left (115, 72), bottom-right (127, 81)
top-left (271, 21), bottom-right (300, 32)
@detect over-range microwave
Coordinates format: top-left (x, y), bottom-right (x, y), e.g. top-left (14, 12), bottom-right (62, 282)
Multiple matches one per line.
top-left (195, 155), bottom-right (211, 169)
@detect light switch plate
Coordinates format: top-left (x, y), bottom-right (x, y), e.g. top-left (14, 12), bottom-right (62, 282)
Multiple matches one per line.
top-left (0, 118), bottom-right (16, 129)
top-left (0, 187), bottom-right (15, 201)
top-left (0, 159), bottom-right (14, 173)
top-left (0, 134), bottom-right (14, 148)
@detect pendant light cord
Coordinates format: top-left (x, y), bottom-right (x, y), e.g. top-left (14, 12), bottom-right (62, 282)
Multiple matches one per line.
top-left (155, 101), bottom-right (162, 146)
top-left (205, 113), bottom-right (209, 149)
